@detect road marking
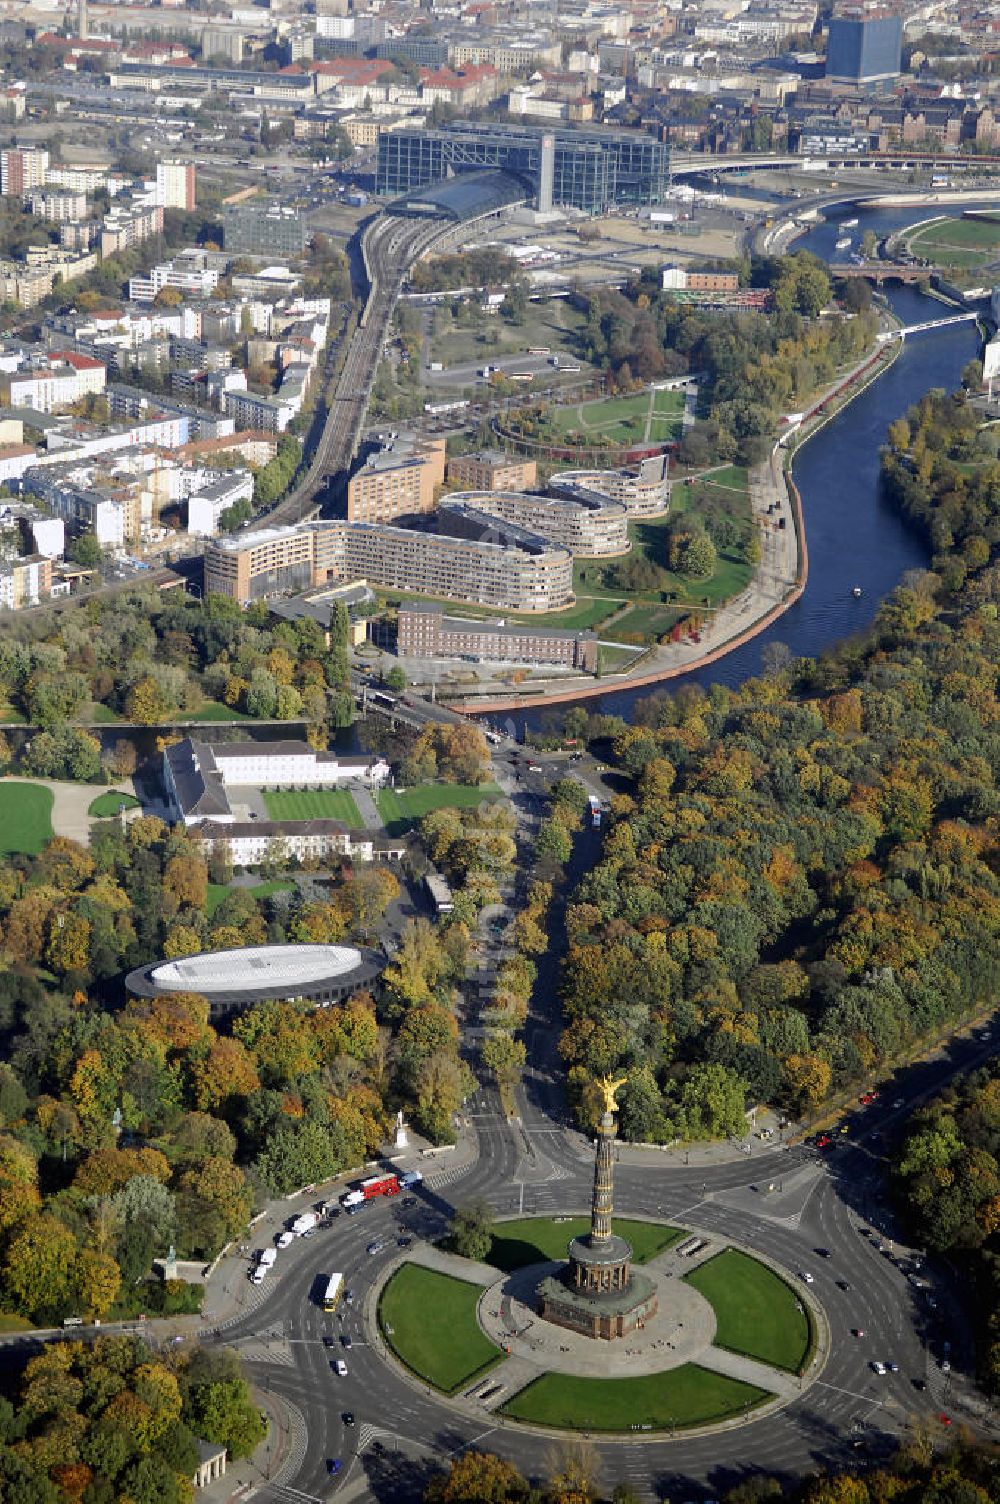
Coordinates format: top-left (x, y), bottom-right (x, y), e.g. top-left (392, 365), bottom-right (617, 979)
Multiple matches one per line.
top-left (445, 1427), bottom-right (496, 1458)
top-left (813, 1379), bottom-right (891, 1406)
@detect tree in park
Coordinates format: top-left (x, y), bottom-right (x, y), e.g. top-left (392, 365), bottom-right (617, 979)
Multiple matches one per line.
top-left (481, 1031), bottom-right (526, 1091)
top-left (385, 665), bottom-right (407, 693)
top-left (125, 675), bottom-right (172, 725)
top-left (536, 817), bottom-right (572, 866)
top-left (186, 1374), bottom-right (265, 1459)
top-left (449, 1201), bottom-right (495, 1262)
top-left (76, 1248), bottom-right (121, 1317)
top-left (2, 1213), bottom-right (76, 1320)
top-left (425, 1451), bottom-right (529, 1503)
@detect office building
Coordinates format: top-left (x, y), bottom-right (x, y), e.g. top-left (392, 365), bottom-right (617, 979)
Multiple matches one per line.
top-left (347, 437), bottom-right (445, 523)
top-left (222, 202), bottom-right (308, 257)
top-left (200, 25), bottom-right (244, 63)
top-left (27, 189), bottom-right (87, 223)
top-left (0, 147), bottom-right (48, 197)
top-left (187, 471), bottom-right (255, 536)
top-left (204, 517), bottom-right (575, 612)
top-left (825, 5), bottom-right (902, 84)
top-left (0, 554), bottom-right (51, 611)
top-left (377, 122), bottom-right (670, 213)
top-left (398, 601), bottom-right (598, 671)
top-left (129, 251), bottom-right (220, 303)
top-left (441, 488), bottom-right (629, 556)
top-left (446, 450), bottom-right (536, 492)
top-left (156, 158), bottom-right (196, 211)
top-left (100, 200), bottom-right (163, 258)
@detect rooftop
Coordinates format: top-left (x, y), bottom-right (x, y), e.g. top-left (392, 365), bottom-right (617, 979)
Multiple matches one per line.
top-left (151, 943), bottom-right (363, 993)
top-left (394, 168), bottom-right (529, 224)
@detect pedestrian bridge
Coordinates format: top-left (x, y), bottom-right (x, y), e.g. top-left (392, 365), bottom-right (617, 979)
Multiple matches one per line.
top-left (877, 310), bottom-right (979, 342)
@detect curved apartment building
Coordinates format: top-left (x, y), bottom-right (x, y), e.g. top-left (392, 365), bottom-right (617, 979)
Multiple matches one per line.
top-left (553, 463), bottom-right (670, 517)
top-left (442, 488), bottom-right (629, 557)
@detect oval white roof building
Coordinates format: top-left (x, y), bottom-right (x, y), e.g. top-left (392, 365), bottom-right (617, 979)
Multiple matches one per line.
top-left (127, 943), bottom-right (385, 1016)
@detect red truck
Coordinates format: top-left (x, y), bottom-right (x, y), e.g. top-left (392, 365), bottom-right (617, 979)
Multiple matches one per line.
top-left (341, 1173), bottom-right (400, 1209)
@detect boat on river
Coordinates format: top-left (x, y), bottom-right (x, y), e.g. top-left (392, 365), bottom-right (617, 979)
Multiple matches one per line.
top-left (839, 217), bottom-right (859, 229)
top-left (835, 237), bottom-right (853, 251)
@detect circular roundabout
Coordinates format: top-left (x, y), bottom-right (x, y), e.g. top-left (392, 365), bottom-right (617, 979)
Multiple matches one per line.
top-left (374, 1216), bottom-right (822, 1436)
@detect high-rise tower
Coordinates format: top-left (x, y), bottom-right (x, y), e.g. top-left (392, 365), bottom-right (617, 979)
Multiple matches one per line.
top-left (78, 0), bottom-right (88, 40)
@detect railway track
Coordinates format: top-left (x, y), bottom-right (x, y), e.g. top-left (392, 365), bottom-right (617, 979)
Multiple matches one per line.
top-left (269, 213), bottom-right (453, 527)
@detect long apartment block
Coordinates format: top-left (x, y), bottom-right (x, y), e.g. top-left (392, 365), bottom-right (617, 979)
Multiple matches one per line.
top-left (203, 516), bottom-right (574, 612)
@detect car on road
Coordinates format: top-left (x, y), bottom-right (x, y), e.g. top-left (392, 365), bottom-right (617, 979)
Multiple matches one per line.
top-left (342, 1334), bottom-right (352, 1350)
top-left (799, 1271), bottom-right (814, 1283)
top-left (852, 1328), bottom-right (865, 1338)
top-left (871, 1361), bottom-right (887, 1375)
top-left (940, 1360), bottom-right (951, 1372)
top-left (301, 1228), bottom-right (317, 1238)
top-left (401, 1196), bottom-right (417, 1207)
top-left (837, 1281), bottom-right (852, 1291)
top-left (815, 1247), bottom-right (832, 1258)
top-left (815, 1134), bottom-right (833, 1150)
top-left (344, 1288), bottom-right (354, 1304)
top-left (323, 1336), bottom-right (335, 1348)
top-left (342, 1412), bottom-right (356, 1427)
top-left (912, 1378), bottom-right (927, 1391)
top-left (397, 1235), bottom-right (412, 1248)
top-left (333, 1360), bottom-right (348, 1376)
top-left (366, 1240), bottom-right (385, 1256)
top-left (327, 1459), bottom-right (342, 1475)
top-left (938, 1413), bottom-right (952, 1427)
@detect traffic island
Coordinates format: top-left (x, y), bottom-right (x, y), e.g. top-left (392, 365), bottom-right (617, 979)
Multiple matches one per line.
top-left (377, 1263), bottom-right (504, 1394)
top-left (499, 1363), bottom-right (771, 1432)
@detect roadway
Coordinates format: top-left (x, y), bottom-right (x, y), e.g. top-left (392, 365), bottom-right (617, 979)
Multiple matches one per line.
top-left (205, 745), bottom-right (997, 1503)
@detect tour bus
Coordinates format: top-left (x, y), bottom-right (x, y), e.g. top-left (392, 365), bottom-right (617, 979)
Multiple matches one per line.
top-left (527, 347), bottom-right (550, 356)
top-left (323, 1272), bottom-right (344, 1313)
top-left (509, 372), bottom-right (534, 383)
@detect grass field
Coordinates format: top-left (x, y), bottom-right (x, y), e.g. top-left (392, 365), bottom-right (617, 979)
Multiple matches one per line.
top-left (0, 783), bottom-right (54, 856)
top-left (907, 215), bottom-right (1000, 271)
top-left (379, 1265), bottom-right (502, 1394)
top-left (427, 300), bottom-right (586, 372)
top-left (501, 1363), bottom-right (770, 1431)
top-left (545, 387), bottom-right (686, 446)
top-left (486, 1218), bottom-right (681, 1272)
top-left (685, 1249), bottom-right (813, 1374)
top-left (187, 701), bottom-right (253, 723)
top-left (88, 792), bottom-right (141, 819)
top-left (206, 879), bottom-right (295, 918)
top-left (376, 781), bottom-right (503, 836)
top-left (263, 789), bottom-right (364, 826)
top-left (605, 602), bottom-right (684, 643)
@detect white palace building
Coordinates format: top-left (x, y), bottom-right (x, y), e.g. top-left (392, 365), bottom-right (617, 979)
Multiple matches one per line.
top-left (162, 737), bottom-right (398, 868)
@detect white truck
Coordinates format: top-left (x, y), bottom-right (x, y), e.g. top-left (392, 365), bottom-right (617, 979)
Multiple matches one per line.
top-left (291, 1212), bottom-right (319, 1238)
top-left (398, 1171), bottom-right (423, 1189)
top-left (252, 1248), bottom-right (277, 1284)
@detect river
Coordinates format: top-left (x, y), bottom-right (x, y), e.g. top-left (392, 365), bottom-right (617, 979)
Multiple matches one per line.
top-left (513, 204), bottom-right (984, 730)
